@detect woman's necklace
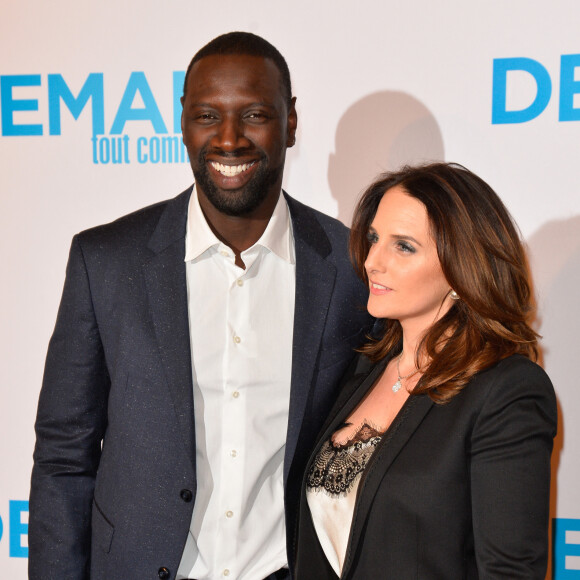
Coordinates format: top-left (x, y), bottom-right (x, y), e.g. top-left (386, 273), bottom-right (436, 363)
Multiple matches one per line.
top-left (392, 352), bottom-right (419, 393)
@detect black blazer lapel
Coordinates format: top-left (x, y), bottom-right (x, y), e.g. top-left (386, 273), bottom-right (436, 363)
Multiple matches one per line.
top-left (143, 187), bottom-right (196, 467)
top-left (341, 392), bottom-right (434, 578)
top-left (284, 193), bottom-right (338, 481)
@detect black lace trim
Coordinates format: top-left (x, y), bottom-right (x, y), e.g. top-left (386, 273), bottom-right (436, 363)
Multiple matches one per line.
top-left (306, 423), bottom-right (383, 496)
top-left (306, 395), bottom-right (418, 497)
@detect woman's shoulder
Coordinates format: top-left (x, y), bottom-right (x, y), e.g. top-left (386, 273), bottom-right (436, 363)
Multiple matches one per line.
top-left (476, 353), bottom-right (553, 392)
top-left (464, 354), bottom-right (557, 432)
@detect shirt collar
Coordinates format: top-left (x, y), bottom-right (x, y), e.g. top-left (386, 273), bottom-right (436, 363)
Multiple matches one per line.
top-left (184, 184), bottom-right (295, 264)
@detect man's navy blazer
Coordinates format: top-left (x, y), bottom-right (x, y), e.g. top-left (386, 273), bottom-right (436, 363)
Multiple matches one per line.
top-left (29, 187), bottom-right (373, 580)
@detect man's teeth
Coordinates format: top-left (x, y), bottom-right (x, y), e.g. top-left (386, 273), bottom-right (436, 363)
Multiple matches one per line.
top-left (211, 161), bottom-right (255, 176)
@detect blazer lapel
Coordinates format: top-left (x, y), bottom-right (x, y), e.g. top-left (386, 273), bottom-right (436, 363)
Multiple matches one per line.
top-left (341, 391), bottom-right (434, 578)
top-left (284, 193), bottom-right (338, 481)
top-left (143, 187), bottom-right (196, 467)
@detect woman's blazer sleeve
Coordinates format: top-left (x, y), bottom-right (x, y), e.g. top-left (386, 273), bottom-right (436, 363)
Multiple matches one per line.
top-left (469, 356), bottom-right (557, 578)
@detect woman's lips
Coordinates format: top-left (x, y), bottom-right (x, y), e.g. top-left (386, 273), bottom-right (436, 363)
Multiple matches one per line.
top-left (369, 281), bottom-right (391, 295)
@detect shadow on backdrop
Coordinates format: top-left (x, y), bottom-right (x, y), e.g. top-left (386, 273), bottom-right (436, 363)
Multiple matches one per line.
top-left (328, 91), bottom-right (445, 226)
top-left (527, 214), bottom-right (580, 579)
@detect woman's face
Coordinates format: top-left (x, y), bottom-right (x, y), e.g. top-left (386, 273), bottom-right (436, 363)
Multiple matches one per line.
top-left (364, 185), bottom-right (453, 331)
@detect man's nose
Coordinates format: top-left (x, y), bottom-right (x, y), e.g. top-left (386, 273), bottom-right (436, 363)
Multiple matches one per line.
top-left (213, 117), bottom-right (250, 152)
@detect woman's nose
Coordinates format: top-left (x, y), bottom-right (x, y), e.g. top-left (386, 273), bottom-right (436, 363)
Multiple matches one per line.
top-left (364, 244), bottom-right (385, 275)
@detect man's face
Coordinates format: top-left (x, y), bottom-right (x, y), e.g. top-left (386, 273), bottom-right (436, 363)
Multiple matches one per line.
top-left (181, 54), bottom-right (297, 217)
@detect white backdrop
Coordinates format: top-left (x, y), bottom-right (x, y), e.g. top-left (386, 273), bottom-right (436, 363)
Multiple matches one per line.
top-left (1, 1), bottom-right (579, 577)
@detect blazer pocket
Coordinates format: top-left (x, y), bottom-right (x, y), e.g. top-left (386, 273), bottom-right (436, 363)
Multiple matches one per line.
top-left (92, 499), bottom-right (115, 554)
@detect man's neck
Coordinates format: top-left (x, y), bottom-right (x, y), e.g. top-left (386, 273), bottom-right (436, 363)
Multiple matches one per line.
top-left (197, 191), bottom-right (281, 269)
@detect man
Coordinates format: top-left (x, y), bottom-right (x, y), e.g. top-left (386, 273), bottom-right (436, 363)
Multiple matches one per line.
top-left (29, 32), bottom-right (372, 580)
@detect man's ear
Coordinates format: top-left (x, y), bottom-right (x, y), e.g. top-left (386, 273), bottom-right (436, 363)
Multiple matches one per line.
top-left (286, 97), bottom-right (298, 148)
top-left (180, 96), bottom-right (185, 136)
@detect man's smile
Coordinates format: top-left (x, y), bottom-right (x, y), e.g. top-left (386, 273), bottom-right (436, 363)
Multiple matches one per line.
top-left (210, 161), bottom-right (257, 177)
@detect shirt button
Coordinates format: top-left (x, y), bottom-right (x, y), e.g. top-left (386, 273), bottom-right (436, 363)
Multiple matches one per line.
top-left (226, 510), bottom-right (234, 518)
top-left (232, 391), bottom-right (240, 398)
top-left (220, 250), bottom-right (229, 257)
top-left (223, 570), bottom-right (230, 577)
top-left (233, 335), bottom-right (241, 344)
top-left (230, 450), bottom-right (238, 458)
top-left (236, 279), bottom-right (244, 287)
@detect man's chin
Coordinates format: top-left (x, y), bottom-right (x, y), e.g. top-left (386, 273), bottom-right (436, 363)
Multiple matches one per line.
top-left (194, 163), bottom-right (280, 217)
top-left (203, 185), bottom-right (267, 217)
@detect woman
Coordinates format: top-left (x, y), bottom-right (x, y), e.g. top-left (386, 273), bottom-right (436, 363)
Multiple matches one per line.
top-left (294, 163), bottom-right (557, 579)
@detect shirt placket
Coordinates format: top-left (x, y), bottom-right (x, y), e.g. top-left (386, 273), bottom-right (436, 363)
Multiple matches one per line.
top-left (216, 246), bottom-right (251, 578)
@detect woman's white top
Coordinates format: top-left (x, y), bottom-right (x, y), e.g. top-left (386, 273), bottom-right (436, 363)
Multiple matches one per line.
top-left (306, 424), bottom-right (383, 576)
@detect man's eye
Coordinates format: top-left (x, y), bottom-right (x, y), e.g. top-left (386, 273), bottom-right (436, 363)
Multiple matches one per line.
top-left (195, 113), bottom-right (217, 121)
top-left (245, 112), bottom-right (268, 122)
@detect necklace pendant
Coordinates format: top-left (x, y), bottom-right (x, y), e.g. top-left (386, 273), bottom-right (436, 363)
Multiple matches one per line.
top-left (392, 379), bottom-right (402, 393)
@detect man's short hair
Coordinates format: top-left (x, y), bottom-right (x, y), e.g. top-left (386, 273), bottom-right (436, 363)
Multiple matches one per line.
top-left (183, 31), bottom-right (292, 106)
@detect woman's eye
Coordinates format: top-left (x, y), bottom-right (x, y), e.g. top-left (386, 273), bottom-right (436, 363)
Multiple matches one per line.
top-left (366, 232), bottom-right (379, 244)
top-left (396, 241), bottom-right (416, 253)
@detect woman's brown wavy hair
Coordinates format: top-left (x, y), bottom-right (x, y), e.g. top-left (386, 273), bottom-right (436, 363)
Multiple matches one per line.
top-left (350, 162), bottom-right (539, 403)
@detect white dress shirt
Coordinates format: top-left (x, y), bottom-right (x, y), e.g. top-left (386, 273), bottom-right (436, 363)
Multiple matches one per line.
top-left (177, 186), bottom-right (296, 580)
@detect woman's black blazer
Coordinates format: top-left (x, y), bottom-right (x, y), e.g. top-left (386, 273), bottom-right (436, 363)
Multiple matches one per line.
top-left (294, 353), bottom-right (557, 579)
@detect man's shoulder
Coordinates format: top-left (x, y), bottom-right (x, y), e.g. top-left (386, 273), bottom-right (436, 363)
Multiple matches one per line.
top-left (284, 192), bottom-right (349, 235)
top-left (284, 192), bottom-right (351, 262)
top-left (76, 186), bottom-right (192, 247)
